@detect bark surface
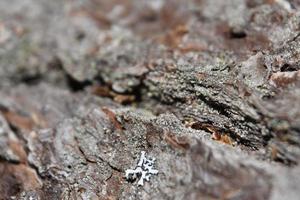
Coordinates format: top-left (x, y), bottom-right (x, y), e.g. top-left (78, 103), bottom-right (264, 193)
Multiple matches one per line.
top-left (0, 0), bottom-right (300, 199)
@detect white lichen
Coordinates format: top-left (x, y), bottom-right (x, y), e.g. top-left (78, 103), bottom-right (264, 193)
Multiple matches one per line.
top-left (125, 151), bottom-right (158, 186)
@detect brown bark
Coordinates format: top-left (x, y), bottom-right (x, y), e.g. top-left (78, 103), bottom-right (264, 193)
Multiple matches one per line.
top-left (0, 0), bottom-right (300, 199)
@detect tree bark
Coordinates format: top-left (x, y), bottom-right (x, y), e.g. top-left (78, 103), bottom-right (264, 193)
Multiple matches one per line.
top-left (0, 0), bottom-right (300, 199)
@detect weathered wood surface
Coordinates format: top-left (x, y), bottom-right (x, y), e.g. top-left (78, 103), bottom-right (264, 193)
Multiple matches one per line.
top-left (0, 0), bottom-right (300, 199)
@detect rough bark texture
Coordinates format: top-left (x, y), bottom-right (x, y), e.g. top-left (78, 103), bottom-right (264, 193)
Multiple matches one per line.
top-left (0, 0), bottom-right (300, 199)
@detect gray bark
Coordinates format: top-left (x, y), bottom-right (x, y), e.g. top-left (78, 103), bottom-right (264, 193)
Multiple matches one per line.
top-left (0, 0), bottom-right (300, 199)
